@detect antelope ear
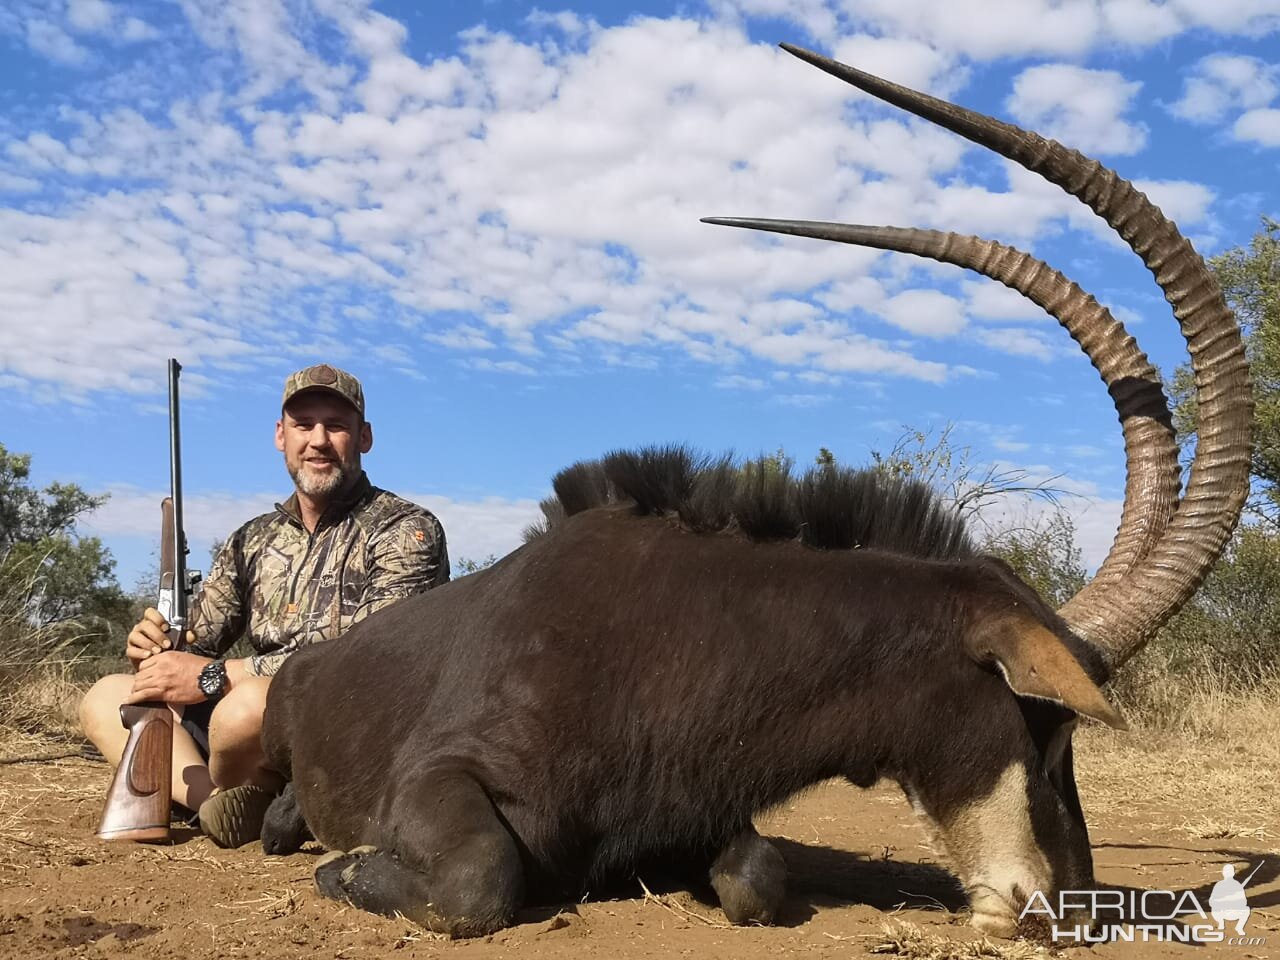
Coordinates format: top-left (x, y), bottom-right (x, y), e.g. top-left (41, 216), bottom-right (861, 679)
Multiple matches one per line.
top-left (968, 618), bottom-right (1128, 731)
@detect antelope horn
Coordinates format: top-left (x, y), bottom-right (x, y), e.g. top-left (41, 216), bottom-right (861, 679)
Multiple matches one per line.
top-left (700, 218), bottom-right (1179, 607)
top-left (708, 45), bottom-right (1253, 673)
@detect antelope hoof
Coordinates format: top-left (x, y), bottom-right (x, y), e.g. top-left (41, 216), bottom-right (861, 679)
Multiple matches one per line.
top-left (315, 846), bottom-right (380, 899)
top-left (970, 907), bottom-right (1018, 939)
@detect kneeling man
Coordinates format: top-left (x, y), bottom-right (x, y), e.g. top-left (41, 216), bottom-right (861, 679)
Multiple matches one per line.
top-left (81, 364), bottom-right (449, 847)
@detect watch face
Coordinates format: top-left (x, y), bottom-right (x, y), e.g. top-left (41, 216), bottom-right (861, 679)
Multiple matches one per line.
top-left (200, 663), bottom-right (226, 696)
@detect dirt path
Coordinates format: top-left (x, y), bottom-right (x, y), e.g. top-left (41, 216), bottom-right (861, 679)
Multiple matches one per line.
top-left (2, 737), bottom-right (1276, 959)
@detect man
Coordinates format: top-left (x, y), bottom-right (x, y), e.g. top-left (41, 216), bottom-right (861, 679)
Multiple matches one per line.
top-left (80, 363), bottom-right (449, 847)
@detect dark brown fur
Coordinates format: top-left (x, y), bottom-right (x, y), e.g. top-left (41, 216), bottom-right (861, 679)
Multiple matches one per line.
top-left (535, 445), bottom-right (974, 557)
top-left (262, 448), bottom-right (1104, 935)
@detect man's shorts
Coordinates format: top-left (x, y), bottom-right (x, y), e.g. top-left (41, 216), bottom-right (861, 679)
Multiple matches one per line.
top-left (179, 699), bottom-right (215, 761)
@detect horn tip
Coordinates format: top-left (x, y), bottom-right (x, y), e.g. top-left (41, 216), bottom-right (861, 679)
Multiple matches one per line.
top-left (778, 41), bottom-right (812, 58)
top-left (701, 217), bottom-right (761, 228)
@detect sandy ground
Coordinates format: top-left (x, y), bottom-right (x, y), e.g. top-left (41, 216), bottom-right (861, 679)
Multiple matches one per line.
top-left (1, 730), bottom-right (1276, 959)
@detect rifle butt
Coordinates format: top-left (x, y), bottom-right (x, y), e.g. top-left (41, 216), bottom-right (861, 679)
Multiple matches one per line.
top-left (95, 703), bottom-right (174, 842)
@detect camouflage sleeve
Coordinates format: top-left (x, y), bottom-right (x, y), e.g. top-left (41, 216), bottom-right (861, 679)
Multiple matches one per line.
top-left (352, 511), bottom-right (449, 623)
top-left (187, 534), bottom-right (247, 658)
top-left (246, 649), bottom-right (289, 677)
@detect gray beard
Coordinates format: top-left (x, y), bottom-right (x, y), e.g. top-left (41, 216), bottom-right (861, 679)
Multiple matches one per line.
top-left (291, 461), bottom-right (348, 498)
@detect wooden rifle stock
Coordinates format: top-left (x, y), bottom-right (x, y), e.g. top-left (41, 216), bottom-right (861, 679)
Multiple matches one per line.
top-left (97, 359), bottom-right (195, 842)
top-left (97, 495), bottom-right (183, 842)
top-left (95, 703), bottom-right (174, 841)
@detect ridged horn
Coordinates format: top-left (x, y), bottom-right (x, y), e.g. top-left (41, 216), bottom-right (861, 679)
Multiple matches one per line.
top-left (700, 219), bottom-right (1179, 606)
top-left (708, 45), bottom-right (1253, 672)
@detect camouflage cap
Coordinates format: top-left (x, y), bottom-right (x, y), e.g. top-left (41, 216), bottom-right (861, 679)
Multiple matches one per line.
top-left (282, 364), bottom-right (365, 416)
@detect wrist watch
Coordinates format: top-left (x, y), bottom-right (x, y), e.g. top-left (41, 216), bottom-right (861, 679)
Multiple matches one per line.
top-left (198, 660), bottom-right (229, 700)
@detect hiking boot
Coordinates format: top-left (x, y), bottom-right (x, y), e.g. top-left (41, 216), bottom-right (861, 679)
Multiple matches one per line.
top-left (198, 784), bottom-right (277, 848)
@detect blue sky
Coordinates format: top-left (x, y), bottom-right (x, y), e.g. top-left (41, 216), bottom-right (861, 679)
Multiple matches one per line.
top-left (2, 0), bottom-right (1279, 589)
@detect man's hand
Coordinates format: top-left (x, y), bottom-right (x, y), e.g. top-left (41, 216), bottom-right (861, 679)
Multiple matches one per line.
top-left (126, 607), bottom-right (196, 667)
top-left (126, 650), bottom-right (211, 705)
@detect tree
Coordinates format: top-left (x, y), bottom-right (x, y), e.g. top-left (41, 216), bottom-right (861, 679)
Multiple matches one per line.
top-left (0, 446), bottom-right (105, 556)
top-left (1158, 218), bottom-right (1280, 680)
top-left (869, 424), bottom-right (1064, 520)
top-left (1153, 524), bottom-right (1280, 681)
top-left (455, 554), bottom-right (498, 576)
top-left (1171, 217), bottom-right (1280, 526)
top-left (0, 444), bottom-right (131, 643)
top-left (978, 511), bottom-right (1087, 608)
top-left (810, 434), bottom-right (1085, 607)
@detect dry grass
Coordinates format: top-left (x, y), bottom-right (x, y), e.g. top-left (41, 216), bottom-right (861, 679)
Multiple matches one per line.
top-left (0, 552), bottom-right (103, 749)
top-left (637, 877), bottom-right (733, 928)
top-left (867, 920), bottom-right (1050, 959)
top-left (1109, 647), bottom-right (1280, 738)
top-left (0, 663), bottom-right (88, 747)
top-left (222, 888), bottom-right (304, 920)
top-left (1076, 677), bottom-right (1280, 835)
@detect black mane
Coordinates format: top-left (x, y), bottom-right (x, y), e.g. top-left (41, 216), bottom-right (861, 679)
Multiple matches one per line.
top-left (525, 445), bottom-right (972, 561)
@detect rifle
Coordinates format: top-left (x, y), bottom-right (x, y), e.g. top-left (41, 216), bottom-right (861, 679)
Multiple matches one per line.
top-left (96, 359), bottom-right (201, 841)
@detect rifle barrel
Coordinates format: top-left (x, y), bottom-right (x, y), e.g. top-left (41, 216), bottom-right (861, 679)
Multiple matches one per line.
top-left (167, 358), bottom-right (186, 630)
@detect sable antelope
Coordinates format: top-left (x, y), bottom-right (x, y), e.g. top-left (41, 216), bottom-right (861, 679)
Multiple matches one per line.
top-left (259, 44), bottom-right (1251, 938)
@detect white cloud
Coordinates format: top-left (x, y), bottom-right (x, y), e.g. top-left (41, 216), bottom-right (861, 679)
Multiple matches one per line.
top-left (838, 0), bottom-right (1103, 57)
top-left (3, 11), bottom-right (987, 395)
top-left (67, 0), bottom-right (114, 33)
top-left (716, 374), bottom-right (767, 390)
top-left (1233, 107), bottom-right (1280, 146)
top-left (880, 289), bottom-right (967, 337)
top-left (467, 358), bottom-right (537, 376)
top-left (829, 34), bottom-right (967, 95)
top-left (775, 392), bottom-right (830, 406)
top-left (797, 370), bottom-right (844, 385)
top-left (176, 0), bottom-right (354, 110)
top-left (0, 172), bottom-right (40, 192)
top-left (408, 494), bottom-right (544, 564)
top-left (0, 199), bottom-right (258, 398)
top-left (830, 0), bottom-right (1277, 59)
top-left (973, 327), bottom-right (1054, 361)
top-left (1068, 495), bottom-right (1124, 572)
top-left (992, 437), bottom-right (1031, 452)
top-left (710, 0), bottom-right (840, 41)
top-left (1168, 53), bottom-right (1279, 123)
top-left (962, 279), bottom-right (1049, 324)
top-left (525, 10), bottom-right (593, 39)
top-left (1167, 0), bottom-right (1280, 35)
top-left (0, 0), bottom-right (1261, 408)
top-left (817, 337), bottom-right (949, 382)
top-left (83, 486), bottom-right (542, 572)
top-left (25, 18), bottom-right (90, 64)
top-left (1099, 0), bottom-right (1185, 41)
top-left (976, 488), bottom-right (1123, 573)
top-left (1066, 444), bottom-right (1104, 459)
top-left (85, 488), bottom-right (278, 544)
top-left (14, 0), bottom-right (160, 51)
top-left (1131, 179), bottom-right (1216, 226)
top-left (121, 16), bottom-right (160, 42)
top-left (425, 326), bottom-right (496, 351)
top-left (1006, 64), bottom-right (1147, 155)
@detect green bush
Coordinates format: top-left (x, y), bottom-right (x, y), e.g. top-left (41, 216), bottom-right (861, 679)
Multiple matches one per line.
top-left (1151, 523), bottom-right (1280, 680)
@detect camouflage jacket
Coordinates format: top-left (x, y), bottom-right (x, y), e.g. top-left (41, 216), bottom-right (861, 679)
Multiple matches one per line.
top-left (189, 473), bottom-right (449, 675)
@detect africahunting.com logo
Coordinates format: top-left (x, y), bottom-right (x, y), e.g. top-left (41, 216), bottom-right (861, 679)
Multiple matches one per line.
top-left (1022, 861), bottom-right (1267, 945)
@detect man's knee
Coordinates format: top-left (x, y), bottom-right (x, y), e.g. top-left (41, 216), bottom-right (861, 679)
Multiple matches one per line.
top-left (79, 673), bottom-right (133, 738)
top-left (209, 677), bottom-right (270, 747)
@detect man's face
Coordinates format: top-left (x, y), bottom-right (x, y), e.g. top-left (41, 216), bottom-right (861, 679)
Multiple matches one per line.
top-left (275, 392), bottom-right (373, 499)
